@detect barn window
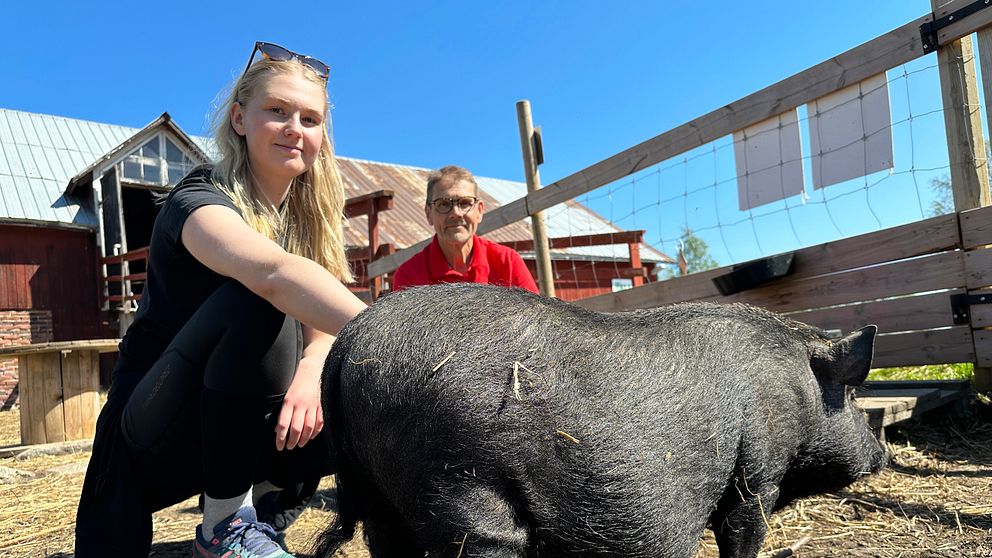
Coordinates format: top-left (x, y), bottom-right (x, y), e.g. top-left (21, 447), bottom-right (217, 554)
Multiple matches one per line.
top-left (611, 278), bottom-right (634, 292)
top-left (120, 135), bottom-right (194, 186)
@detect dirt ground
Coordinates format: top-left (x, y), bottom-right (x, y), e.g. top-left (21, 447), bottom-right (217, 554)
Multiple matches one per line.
top-left (1, 398), bottom-right (989, 558)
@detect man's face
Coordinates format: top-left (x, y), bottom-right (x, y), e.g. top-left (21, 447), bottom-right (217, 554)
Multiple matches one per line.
top-left (426, 179), bottom-right (485, 249)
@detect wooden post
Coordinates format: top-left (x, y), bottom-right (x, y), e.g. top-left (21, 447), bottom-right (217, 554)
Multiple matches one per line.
top-left (627, 242), bottom-right (644, 287)
top-left (976, 27), bottom-right (992, 392)
top-left (516, 100), bottom-right (555, 297)
top-left (936, 0), bottom-right (992, 391)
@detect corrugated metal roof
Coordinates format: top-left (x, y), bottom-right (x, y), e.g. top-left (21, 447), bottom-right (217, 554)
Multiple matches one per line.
top-left (0, 108), bottom-right (669, 262)
top-left (0, 109), bottom-right (135, 228)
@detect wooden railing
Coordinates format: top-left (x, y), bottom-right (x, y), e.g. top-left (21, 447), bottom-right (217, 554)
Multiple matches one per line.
top-left (344, 190), bottom-right (395, 300)
top-left (99, 246), bottom-right (148, 310)
top-left (499, 230), bottom-right (650, 289)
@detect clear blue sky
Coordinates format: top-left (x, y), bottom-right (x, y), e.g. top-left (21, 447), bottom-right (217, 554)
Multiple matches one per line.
top-left (2, 1), bottom-right (954, 265)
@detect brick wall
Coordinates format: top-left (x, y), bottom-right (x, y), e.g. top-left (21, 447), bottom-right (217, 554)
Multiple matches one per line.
top-left (0, 310), bottom-right (54, 410)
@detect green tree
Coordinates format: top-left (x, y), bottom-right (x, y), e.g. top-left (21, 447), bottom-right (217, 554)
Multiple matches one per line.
top-left (927, 141), bottom-right (992, 217)
top-left (927, 174), bottom-right (952, 217)
top-left (663, 226), bottom-right (719, 279)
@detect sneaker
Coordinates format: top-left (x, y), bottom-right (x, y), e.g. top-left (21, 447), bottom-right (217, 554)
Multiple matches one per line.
top-left (192, 507), bottom-right (294, 558)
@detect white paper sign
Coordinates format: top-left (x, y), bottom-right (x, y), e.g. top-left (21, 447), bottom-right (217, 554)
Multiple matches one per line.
top-left (733, 109), bottom-right (805, 211)
top-left (807, 73), bottom-right (893, 189)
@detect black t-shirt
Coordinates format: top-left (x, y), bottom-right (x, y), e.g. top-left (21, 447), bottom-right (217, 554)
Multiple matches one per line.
top-left (118, 165), bottom-right (241, 372)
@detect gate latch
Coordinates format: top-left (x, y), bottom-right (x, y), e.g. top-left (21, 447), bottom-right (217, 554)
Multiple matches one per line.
top-left (950, 293), bottom-right (992, 324)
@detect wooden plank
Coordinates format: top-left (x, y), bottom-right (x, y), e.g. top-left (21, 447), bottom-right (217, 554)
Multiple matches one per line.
top-left (972, 329), bottom-right (992, 367)
top-left (0, 339), bottom-right (120, 358)
top-left (603, 249), bottom-right (964, 315)
top-left (500, 230), bottom-right (646, 252)
top-left (579, 215), bottom-right (961, 312)
top-left (856, 383), bottom-right (969, 429)
top-left (60, 350), bottom-right (84, 441)
top-left (39, 352), bottom-right (65, 444)
top-left (863, 379), bottom-right (970, 390)
top-left (960, 205), bottom-right (992, 248)
top-left (80, 351), bottom-right (101, 439)
top-left (369, 13), bottom-right (936, 279)
top-left (964, 247), bottom-right (992, 288)
top-left (786, 290), bottom-right (961, 335)
top-left (858, 399), bottom-right (915, 428)
top-left (872, 327), bottom-right (974, 368)
top-left (933, 1), bottom-right (992, 50)
top-left (966, 287), bottom-right (992, 326)
top-left (18, 355), bottom-right (45, 445)
top-left (856, 388), bottom-right (939, 406)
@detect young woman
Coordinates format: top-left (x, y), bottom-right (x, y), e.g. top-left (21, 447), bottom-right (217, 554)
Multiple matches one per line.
top-left (75, 42), bottom-right (366, 558)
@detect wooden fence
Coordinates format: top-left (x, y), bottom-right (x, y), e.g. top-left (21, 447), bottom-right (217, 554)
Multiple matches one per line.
top-left (577, 207), bottom-right (992, 377)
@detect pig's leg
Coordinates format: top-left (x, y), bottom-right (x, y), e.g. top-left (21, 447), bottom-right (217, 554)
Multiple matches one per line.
top-left (358, 486), bottom-right (426, 558)
top-left (710, 477), bottom-right (779, 558)
top-left (419, 482), bottom-right (529, 557)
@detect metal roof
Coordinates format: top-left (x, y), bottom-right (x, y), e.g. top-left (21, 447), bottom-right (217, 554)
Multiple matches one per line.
top-left (0, 108), bottom-right (136, 228)
top-left (0, 108), bottom-right (670, 262)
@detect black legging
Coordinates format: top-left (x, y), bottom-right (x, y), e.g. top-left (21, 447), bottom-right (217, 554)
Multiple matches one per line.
top-left (121, 281), bottom-right (332, 507)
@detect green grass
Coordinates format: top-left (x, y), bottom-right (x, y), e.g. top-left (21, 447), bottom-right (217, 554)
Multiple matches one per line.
top-left (868, 362), bottom-right (974, 382)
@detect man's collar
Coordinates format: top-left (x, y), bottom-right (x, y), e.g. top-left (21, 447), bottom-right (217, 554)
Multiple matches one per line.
top-left (427, 235), bottom-right (489, 279)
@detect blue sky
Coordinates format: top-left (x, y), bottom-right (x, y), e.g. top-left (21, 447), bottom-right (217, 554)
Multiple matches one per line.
top-left (2, 1), bottom-right (956, 265)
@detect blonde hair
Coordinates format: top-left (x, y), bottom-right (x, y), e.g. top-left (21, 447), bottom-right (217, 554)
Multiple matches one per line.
top-left (211, 58), bottom-right (353, 283)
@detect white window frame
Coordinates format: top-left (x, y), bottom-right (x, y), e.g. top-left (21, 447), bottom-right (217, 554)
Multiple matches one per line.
top-left (119, 133), bottom-right (195, 187)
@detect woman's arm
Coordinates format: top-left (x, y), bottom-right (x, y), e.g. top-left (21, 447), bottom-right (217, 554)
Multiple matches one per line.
top-left (183, 204), bottom-right (365, 450)
top-left (181, 204), bottom-right (367, 336)
top-left (276, 325), bottom-right (334, 450)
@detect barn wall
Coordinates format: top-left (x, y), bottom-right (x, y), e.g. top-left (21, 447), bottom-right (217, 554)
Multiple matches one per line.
top-left (0, 225), bottom-right (105, 406)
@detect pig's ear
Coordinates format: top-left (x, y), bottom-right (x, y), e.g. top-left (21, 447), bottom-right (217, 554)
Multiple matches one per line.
top-left (811, 325), bottom-right (877, 386)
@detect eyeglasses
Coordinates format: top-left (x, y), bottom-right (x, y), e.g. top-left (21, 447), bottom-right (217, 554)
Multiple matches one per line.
top-left (244, 41), bottom-right (330, 80)
top-left (430, 196), bottom-right (479, 214)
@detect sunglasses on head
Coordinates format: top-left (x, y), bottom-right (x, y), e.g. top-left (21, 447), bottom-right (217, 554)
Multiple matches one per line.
top-left (430, 196), bottom-right (479, 214)
top-left (244, 41), bottom-right (330, 80)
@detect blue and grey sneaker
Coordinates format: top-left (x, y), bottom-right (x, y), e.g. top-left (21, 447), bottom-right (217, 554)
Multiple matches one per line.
top-left (192, 507), bottom-right (294, 558)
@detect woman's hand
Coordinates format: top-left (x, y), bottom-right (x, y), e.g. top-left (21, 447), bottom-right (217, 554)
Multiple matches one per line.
top-left (275, 355), bottom-right (325, 450)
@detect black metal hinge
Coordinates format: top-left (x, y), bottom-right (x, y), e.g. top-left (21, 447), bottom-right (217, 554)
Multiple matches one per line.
top-left (921, 0), bottom-right (992, 54)
top-left (950, 292), bottom-right (992, 324)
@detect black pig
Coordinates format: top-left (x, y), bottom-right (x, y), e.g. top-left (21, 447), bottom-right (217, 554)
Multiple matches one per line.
top-left (314, 283), bottom-right (886, 558)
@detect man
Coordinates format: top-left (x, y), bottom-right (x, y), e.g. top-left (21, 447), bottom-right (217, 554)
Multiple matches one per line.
top-left (393, 165), bottom-right (539, 293)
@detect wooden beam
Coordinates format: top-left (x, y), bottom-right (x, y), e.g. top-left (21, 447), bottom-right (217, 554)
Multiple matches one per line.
top-left (872, 326), bottom-right (974, 367)
top-left (786, 289), bottom-right (962, 335)
top-left (0, 339), bottom-right (121, 358)
top-left (932, 0), bottom-right (992, 49)
top-left (964, 247), bottom-right (992, 288)
top-left (706, 251), bottom-right (964, 314)
top-left (517, 100), bottom-right (555, 297)
top-left (499, 231), bottom-right (646, 252)
top-left (552, 267), bottom-right (649, 282)
top-left (959, 204), bottom-right (992, 248)
top-left (343, 190), bottom-right (395, 218)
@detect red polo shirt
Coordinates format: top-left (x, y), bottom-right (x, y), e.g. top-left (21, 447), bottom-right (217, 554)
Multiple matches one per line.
top-left (393, 235), bottom-right (539, 293)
